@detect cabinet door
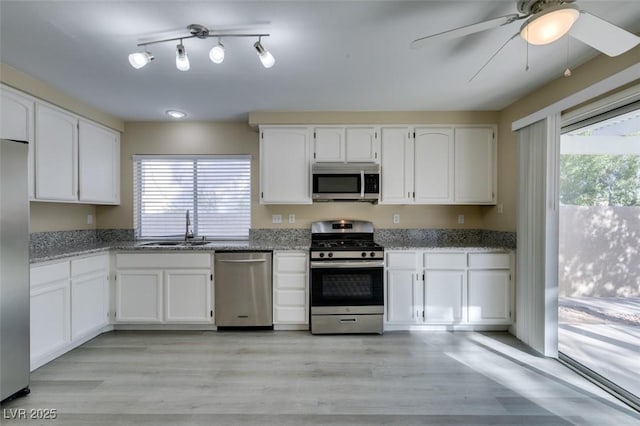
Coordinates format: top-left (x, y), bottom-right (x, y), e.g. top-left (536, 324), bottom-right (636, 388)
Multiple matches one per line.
top-left (345, 127), bottom-right (378, 162)
top-left (273, 252), bottom-right (308, 325)
top-left (0, 86), bottom-right (35, 199)
top-left (468, 270), bottom-right (511, 323)
top-left (115, 270), bottom-right (163, 322)
top-left (35, 103), bottom-right (78, 201)
top-left (454, 127), bottom-right (496, 204)
top-left (314, 127), bottom-right (344, 162)
top-left (164, 269), bottom-right (212, 323)
top-left (385, 269), bottom-right (422, 324)
top-left (260, 127), bottom-right (312, 204)
top-left (414, 127), bottom-right (454, 204)
top-left (78, 120), bottom-right (120, 204)
top-left (30, 280), bottom-right (70, 362)
top-left (424, 270), bottom-right (465, 323)
top-left (71, 273), bottom-right (108, 340)
top-left (380, 127), bottom-right (413, 204)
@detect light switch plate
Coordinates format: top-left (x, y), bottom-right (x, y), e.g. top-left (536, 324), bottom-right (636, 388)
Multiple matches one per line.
top-left (272, 214), bottom-right (282, 224)
top-left (87, 214), bottom-right (93, 225)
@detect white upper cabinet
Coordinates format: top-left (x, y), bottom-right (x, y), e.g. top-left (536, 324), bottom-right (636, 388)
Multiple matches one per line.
top-left (314, 126), bottom-right (378, 163)
top-left (260, 126), bottom-right (312, 204)
top-left (413, 127), bottom-right (454, 204)
top-left (35, 102), bottom-right (78, 202)
top-left (454, 127), bottom-right (496, 204)
top-left (313, 127), bottom-right (344, 162)
top-left (380, 127), bottom-right (413, 204)
top-left (381, 125), bottom-right (496, 205)
top-left (78, 120), bottom-right (120, 204)
top-left (0, 85), bottom-right (35, 198)
top-left (1, 85), bottom-right (33, 142)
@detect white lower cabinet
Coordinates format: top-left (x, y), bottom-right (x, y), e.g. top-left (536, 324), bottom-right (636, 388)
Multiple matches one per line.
top-left (165, 270), bottom-right (212, 322)
top-left (114, 253), bottom-right (213, 324)
top-left (115, 270), bottom-right (163, 323)
top-left (70, 255), bottom-right (109, 339)
top-left (273, 251), bottom-right (308, 329)
top-left (385, 252), bottom-right (422, 324)
top-left (385, 249), bottom-right (513, 329)
top-left (30, 253), bottom-right (109, 370)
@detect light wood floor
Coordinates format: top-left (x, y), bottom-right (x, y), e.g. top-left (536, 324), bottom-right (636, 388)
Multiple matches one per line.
top-left (2, 330), bottom-right (639, 425)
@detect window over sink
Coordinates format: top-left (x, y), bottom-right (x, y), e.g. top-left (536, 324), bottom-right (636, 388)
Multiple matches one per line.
top-left (133, 155), bottom-right (251, 240)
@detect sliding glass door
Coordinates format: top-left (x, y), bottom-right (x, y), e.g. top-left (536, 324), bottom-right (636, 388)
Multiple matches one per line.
top-left (559, 105), bottom-right (640, 405)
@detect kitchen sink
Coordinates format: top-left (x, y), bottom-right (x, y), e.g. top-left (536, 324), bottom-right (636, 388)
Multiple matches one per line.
top-left (137, 240), bottom-right (211, 247)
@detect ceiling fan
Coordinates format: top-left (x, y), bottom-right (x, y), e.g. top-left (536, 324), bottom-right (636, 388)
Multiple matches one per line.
top-left (411, 0), bottom-right (640, 60)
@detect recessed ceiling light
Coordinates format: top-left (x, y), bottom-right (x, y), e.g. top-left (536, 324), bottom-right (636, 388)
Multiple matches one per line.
top-left (166, 110), bottom-right (186, 119)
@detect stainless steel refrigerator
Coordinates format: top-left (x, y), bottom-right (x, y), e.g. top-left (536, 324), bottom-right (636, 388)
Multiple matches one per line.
top-left (0, 138), bottom-right (30, 402)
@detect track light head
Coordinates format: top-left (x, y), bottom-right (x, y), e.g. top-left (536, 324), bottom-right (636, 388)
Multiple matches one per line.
top-left (209, 41), bottom-right (225, 64)
top-left (128, 51), bottom-right (154, 69)
top-left (175, 42), bottom-right (190, 71)
top-left (254, 40), bottom-right (275, 68)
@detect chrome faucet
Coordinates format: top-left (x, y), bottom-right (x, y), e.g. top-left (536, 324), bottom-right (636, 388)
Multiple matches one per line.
top-left (185, 209), bottom-right (194, 240)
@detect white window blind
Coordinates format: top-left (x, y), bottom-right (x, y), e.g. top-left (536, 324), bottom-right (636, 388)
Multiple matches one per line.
top-left (133, 155), bottom-right (251, 240)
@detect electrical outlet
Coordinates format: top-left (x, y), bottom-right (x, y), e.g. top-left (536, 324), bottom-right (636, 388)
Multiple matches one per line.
top-left (272, 214), bottom-right (282, 224)
top-left (288, 213), bottom-right (296, 224)
top-left (497, 203), bottom-right (504, 214)
top-left (87, 214), bottom-right (93, 225)
top-left (457, 214), bottom-right (464, 224)
top-left (393, 213), bottom-right (400, 224)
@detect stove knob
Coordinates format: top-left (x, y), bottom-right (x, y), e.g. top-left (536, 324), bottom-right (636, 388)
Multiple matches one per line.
top-left (328, 252), bottom-right (333, 258)
top-left (361, 252), bottom-right (367, 258)
top-left (370, 252), bottom-right (376, 257)
top-left (319, 252), bottom-right (325, 258)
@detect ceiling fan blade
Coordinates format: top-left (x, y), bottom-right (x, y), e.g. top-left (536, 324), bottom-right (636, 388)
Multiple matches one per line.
top-left (569, 11), bottom-right (640, 57)
top-left (469, 33), bottom-right (519, 82)
top-left (410, 14), bottom-right (521, 49)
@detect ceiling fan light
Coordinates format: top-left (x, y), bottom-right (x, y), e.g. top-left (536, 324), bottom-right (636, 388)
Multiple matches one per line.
top-left (254, 40), bottom-right (275, 68)
top-left (175, 43), bottom-right (190, 71)
top-left (520, 4), bottom-right (580, 45)
top-left (209, 42), bottom-right (225, 64)
top-left (128, 51), bottom-right (153, 69)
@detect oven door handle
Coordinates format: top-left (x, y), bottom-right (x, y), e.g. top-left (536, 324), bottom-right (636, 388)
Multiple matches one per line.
top-left (310, 260), bottom-right (384, 269)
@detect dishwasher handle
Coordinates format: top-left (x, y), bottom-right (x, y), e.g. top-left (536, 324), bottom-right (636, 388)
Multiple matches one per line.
top-left (217, 259), bottom-right (267, 264)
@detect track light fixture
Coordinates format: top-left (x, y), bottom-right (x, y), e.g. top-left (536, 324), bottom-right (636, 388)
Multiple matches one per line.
top-left (254, 38), bottom-right (275, 69)
top-left (128, 24), bottom-right (274, 71)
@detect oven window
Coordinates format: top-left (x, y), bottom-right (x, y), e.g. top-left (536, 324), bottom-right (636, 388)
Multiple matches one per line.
top-left (311, 266), bottom-right (384, 306)
top-left (315, 175), bottom-right (360, 193)
top-left (321, 274), bottom-right (372, 298)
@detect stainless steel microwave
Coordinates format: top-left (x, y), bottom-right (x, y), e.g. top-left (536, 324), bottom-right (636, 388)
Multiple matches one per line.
top-left (312, 162), bottom-right (380, 202)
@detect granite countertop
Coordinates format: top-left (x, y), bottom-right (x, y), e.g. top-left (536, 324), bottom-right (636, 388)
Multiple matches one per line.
top-left (380, 241), bottom-right (513, 251)
top-left (30, 240), bottom-right (514, 264)
top-left (29, 240), bottom-right (311, 264)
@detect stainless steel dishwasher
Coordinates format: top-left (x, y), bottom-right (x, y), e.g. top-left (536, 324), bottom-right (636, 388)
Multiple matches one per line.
top-left (214, 251), bottom-right (273, 327)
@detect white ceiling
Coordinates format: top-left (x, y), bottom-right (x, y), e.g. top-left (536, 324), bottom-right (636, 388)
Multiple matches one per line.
top-left (1, 1), bottom-right (639, 122)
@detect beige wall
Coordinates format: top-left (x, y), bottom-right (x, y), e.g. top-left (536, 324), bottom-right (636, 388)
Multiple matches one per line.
top-left (30, 202), bottom-right (96, 233)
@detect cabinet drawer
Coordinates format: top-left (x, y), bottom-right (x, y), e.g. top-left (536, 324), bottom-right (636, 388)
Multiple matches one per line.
top-left (424, 252), bottom-right (466, 269)
top-left (468, 253), bottom-right (510, 269)
top-left (275, 253), bottom-right (307, 273)
top-left (116, 253), bottom-right (211, 269)
top-left (275, 289), bottom-right (306, 306)
top-left (31, 261), bottom-right (70, 287)
top-left (71, 254), bottom-right (108, 277)
top-left (275, 272), bottom-right (307, 290)
top-left (386, 252), bottom-right (417, 269)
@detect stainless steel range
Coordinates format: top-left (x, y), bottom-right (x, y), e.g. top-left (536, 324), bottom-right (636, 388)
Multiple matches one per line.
top-left (309, 220), bottom-right (384, 334)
